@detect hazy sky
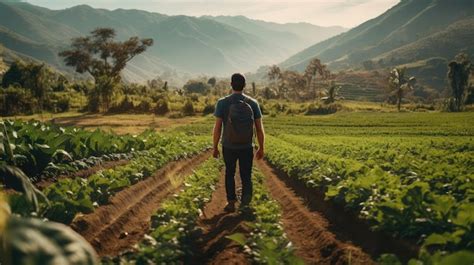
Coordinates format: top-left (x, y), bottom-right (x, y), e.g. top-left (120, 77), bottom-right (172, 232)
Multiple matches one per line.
top-left (26, 0), bottom-right (400, 28)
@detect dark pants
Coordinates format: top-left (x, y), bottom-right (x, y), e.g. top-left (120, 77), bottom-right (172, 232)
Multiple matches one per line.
top-left (223, 147), bottom-right (254, 204)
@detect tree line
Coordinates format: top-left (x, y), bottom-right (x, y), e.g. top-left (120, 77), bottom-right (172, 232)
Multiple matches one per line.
top-left (0, 27), bottom-right (472, 116)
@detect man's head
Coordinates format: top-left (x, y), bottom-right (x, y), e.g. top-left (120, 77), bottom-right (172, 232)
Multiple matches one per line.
top-left (231, 73), bottom-right (246, 91)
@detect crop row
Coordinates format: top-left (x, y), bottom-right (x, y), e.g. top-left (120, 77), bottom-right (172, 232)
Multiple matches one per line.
top-left (109, 158), bottom-right (299, 264)
top-left (243, 169), bottom-right (301, 264)
top-left (265, 136), bottom-right (474, 262)
top-left (263, 113), bottom-right (474, 137)
top-left (279, 134), bottom-right (473, 200)
top-left (9, 134), bottom-right (210, 224)
top-left (1, 120), bottom-right (167, 183)
top-left (110, 158), bottom-right (223, 264)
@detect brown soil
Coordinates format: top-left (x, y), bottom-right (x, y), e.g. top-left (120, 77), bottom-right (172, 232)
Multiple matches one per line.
top-left (50, 114), bottom-right (206, 134)
top-left (36, 160), bottom-right (129, 190)
top-left (189, 171), bottom-right (251, 265)
top-left (71, 150), bottom-right (211, 257)
top-left (257, 159), bottom-right (376, 265)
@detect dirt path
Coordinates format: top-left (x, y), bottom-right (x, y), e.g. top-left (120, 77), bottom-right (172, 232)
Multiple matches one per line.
top-left (190, 171), bottom-right (251, 265)
top-left (257, 159), bottom-right (375, 265)
top-left (36, 160), bottom-right (129, 189)
top-left (71, 150), bottom-right (211, 257)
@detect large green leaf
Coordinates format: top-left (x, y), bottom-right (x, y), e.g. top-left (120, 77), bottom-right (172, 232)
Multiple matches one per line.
top-left (438, 251), bottom-right (474, 265)
top-left (0, 216), bottom-right (98, 265)
top-left (0, 165), bottom-right (48, 212)
top-left (226, 233), bottom-right (247, 246)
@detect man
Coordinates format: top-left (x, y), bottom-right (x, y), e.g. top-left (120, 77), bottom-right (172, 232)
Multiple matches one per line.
top-left (213, 73), bottom-right (265, 212)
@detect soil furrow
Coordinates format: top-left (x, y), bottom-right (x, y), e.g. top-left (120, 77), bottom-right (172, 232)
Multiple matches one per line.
top-left (257, 159), bottom-right (375, 265)
top-left (71, 150), bottom-right (211, 257)
top-left (190, 170), bottom-right (251, 265)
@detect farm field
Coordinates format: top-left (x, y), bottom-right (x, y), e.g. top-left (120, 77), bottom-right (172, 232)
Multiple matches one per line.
top-left (8, 112), bottom-right (207, 135)
top-left (1, 111), bottom-right (474, 264)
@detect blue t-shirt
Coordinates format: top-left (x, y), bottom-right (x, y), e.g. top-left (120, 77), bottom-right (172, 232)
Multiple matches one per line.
top-left (214, 93), bottom-right (262, 149)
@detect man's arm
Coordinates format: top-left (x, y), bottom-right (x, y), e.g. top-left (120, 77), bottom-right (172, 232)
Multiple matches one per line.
top-left (255, 118), bottom-right (265, 160)
top-left (212, 118), bottom-right (223, 158)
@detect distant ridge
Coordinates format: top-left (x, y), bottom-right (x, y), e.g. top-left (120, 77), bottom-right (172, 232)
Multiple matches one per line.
top-left (0, 2), bottom-right (345, 81)
top-left (204, 15), bottom-right (346, 56)
top-left (281, 0), bottom-right (473, 71)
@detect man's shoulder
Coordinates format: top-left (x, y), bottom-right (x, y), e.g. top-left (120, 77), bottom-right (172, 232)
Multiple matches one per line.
top-left (243, 94), bottom-right (259, 105)
top-left (216, 96), bottom-right (230, 105)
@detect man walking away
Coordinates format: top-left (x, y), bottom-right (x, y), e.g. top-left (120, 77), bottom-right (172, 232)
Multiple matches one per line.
top-left (212, 73), bottom-right (265, 212)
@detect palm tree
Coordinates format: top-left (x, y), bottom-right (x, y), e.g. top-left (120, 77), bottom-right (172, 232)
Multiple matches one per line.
top-left (388, 67), bottom-right (416, 111)
top-left (322, 81), bottom-right (342, 104)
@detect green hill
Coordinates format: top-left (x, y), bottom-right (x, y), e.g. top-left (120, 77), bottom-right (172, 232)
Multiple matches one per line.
top-left (0, 2), bottom-right (344, 81)
top-left (374, 17), bottom-right (474, 66)
top-left (281, 0), bottom-right (474, 76)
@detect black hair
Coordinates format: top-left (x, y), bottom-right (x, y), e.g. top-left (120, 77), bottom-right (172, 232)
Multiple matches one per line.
top-left (231, 73), bottom-right (246, 91)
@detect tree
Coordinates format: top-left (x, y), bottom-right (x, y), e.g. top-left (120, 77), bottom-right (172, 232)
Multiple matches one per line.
top-left (262, 87), bottom-right (275, 100)
top-left (281, 70), bottom-right (305, 101)
top-left (447, 53), bottom-right (472, 112)
top-left (207, 77), bottom-right (217, 87)
top-left (148, 78), bottom-right (165, 90)
top-left (304, 58), bottom-right (330, 100)
top-left (388, 67), bottom-right (416, 111)
top-left (267, 65), bottom-right (281, 81)
top-left (2, 61), bottom-right (54, 112)
top-left (59, 28), bottom-right (153, 112)
top-left (207, 77), bottom-right (218, 95)
top-left (322, 81), bottom-right (342, 104)
top-left (214, 80), bottom-right (229, 97)
top-left (28, 64), bottom-right (50, 112)
top-left (267, 65), bottom-right (284, 98)
top-left (183, 80), bottom-right (210, 95)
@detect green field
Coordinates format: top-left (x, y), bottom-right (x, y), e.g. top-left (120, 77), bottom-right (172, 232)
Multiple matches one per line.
top-left (180, 112), bottom-right (474, 262)
top-left (1, 111), bottom-right (474, 264)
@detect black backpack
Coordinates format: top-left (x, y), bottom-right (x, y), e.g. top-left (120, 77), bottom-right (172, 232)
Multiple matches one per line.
top-left (224, 96), bottom-right (254, 145)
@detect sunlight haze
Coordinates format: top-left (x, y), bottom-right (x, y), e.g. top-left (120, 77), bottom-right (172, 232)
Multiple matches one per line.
top-left (26, 0), bottom-right (400, 27)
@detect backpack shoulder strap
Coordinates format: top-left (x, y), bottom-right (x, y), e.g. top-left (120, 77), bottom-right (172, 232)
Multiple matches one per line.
top-left (243, 96), bottom-right (252, 104)
top-left (224, 96), bottom-right (234, 121)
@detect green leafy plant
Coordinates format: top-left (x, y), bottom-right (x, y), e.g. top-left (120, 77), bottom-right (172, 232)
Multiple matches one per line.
top-left (0, 198), bottom-right (98, 265)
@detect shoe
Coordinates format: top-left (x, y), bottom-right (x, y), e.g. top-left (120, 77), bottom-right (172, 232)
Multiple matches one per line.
top-left (224, 201), bottom-right (236, 212)
top-left (239, 202), bottom-right (250, 211)
top-left (238, 204), bottom-right (255, 219)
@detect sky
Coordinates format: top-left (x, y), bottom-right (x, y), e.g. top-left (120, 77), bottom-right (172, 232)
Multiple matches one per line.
top-left (25, 0), bottom-right (400, 28)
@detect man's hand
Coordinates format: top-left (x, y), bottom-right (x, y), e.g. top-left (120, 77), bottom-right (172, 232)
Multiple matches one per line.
top-left (213, 148), bottom-right (220, 158)
top-left (213, 118), bottom-right (223, 159)
top-left (255, 148), bottom-right (264, 160)
top-left (254, 119), bottom-right (265, 160)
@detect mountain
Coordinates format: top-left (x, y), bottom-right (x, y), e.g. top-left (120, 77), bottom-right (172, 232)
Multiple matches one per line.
top-left (281, 0), bottom-right (474, 85)
top-left (204, 15), bottom-right (346, 55)
top-left (0, 2), bottom-right (345, 81)
top-left (0, 45), bottom-right (8, 74)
